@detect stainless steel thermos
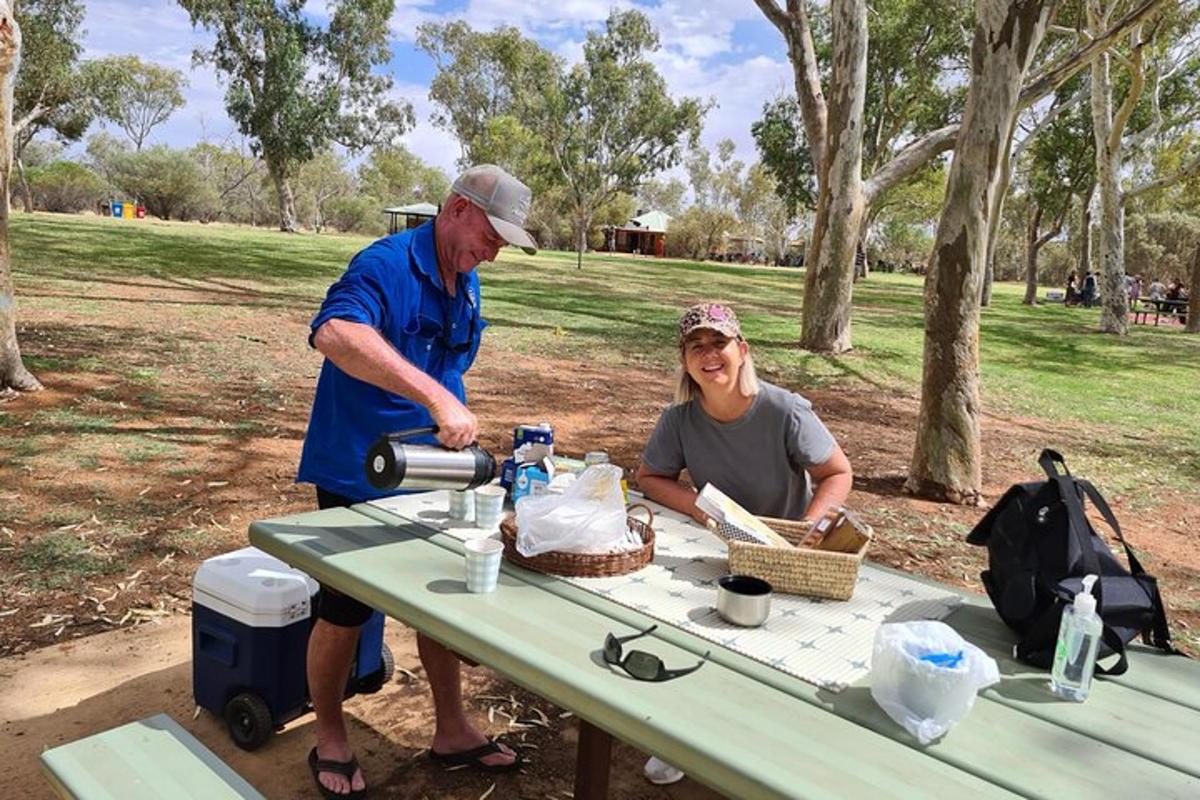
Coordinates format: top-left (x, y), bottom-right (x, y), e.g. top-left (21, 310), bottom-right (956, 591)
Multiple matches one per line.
top-left (365, 426), bottom-right (497, 491)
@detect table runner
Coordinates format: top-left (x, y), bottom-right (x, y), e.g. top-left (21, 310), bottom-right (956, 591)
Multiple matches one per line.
top-left (370, 492), bottom-right (961, 691)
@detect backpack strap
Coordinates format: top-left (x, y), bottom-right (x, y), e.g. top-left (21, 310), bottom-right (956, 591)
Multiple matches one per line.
top-left (1077, 479), bottom-right (1186, 659)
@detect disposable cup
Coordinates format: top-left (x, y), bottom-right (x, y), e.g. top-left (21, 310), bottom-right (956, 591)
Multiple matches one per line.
top-left (474, 485), bottom-right (507, 532)
top-left (464, 538), bottom-right (503, 593)
top-left (448, 490), bottom-right (475, 522)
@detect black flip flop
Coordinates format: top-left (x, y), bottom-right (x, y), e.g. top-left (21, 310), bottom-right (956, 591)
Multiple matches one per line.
top-left (308, 747), bottom-right (367, 800)
top-left (428, 739), bottom-right (526, 774)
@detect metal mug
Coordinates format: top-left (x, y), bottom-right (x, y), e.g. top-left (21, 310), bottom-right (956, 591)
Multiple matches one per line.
top-left (716, 575), bottom-right (773, 627)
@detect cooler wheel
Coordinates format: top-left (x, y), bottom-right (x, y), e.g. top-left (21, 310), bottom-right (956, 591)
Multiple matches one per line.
top-left (355, 643), bottom-right (395, 694)
top-left (224, 692), bottom-right (273, 751)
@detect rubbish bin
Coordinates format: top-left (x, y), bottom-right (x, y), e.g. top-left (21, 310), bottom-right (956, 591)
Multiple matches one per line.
top-left (122, 202), bottom-right (135, 219)
top-left (111, 201), bottom-right (123, 218)
top-left (135, 204), bottom-right (146, 219)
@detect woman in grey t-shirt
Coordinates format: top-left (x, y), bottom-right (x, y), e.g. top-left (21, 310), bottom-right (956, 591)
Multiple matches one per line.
top-left (636, 302), bottom-right (853, 785)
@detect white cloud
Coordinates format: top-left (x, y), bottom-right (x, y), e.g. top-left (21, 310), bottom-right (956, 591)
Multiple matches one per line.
top-left (74, 1), bottom-right (797, 175)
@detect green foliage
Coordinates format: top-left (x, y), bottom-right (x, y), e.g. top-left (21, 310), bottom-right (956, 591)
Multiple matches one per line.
top-left (84, 55), bottom-right (187, 150)
top-left (861, 0), bottom-right (971, 173)
top-left (357, 145), bottom-right (450, 205)
top-left (750, 95), bottom-right (815, 216)
top-left (19, 531), bottom-right (116, 587)
top-left (540, 10), bottom-right (706, 259)
top-left (1125, 212), bottom-right (1200, 283)
top-left (636, 177), bottom-right (686, 218)
top-left (665, 206), bottom-right (738, 260)
top-left (25, 160), bottom-right (105, 212)
top-left (20, 137), bottom-right (65, 167)
top-left (324, 195), bottom-right (386, 236)
top-left (416, 21), bottom-right (560, 179)
top-left (179, 0), bottom-right (414, 226)
top-left (1026, 93), bottom-right (1093, 223)
top-left (293, 150), bottom-right (355, 232)
top-left (12, 0), bottom-right (93, 155)
top-left (109, 145), bottom-right (216, 221)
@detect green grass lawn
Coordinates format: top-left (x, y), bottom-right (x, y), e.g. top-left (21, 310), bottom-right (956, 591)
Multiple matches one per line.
top-left (10, 212), bottom-right (1199, 489)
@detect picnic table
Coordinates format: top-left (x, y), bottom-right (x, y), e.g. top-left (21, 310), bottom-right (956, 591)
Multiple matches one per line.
top-left (1133, 298), bottom-right (1189, 326)
top-left (248, 498), bottom-right (1200, 800)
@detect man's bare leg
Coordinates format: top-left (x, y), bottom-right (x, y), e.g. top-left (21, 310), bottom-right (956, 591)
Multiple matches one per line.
top-left (308, 620), bottom-right (367, 795)
top-left (419, 632), bottom-right (516, 767)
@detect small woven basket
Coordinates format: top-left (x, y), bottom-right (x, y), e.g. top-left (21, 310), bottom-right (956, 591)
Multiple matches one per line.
top-left (500, 503), bottom-right (655, 578)
top-left (727, 516), bottom-right (871, 601)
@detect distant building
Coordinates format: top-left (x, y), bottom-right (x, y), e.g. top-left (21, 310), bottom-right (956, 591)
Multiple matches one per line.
top-left (605, 210), bottom-right (670, 257)
top-left (383, 202), bottom-right (439, 235)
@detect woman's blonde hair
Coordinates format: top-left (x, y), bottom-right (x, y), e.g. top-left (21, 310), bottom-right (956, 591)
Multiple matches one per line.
top-left (673, 342), bottom-right (760, 405)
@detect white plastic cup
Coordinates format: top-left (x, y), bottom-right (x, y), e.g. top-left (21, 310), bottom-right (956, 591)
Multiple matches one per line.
top-left (464, 538), bottom-right (503, 593)
top-left (448, 489), bottom-right (475, 522)
top-left (474, 485), bottom-right (507, 532)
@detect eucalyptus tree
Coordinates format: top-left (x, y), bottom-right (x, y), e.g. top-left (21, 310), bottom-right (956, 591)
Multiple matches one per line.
top-left (12, 0), bottom-right (92, 212)
top-left (416, 20), bottom-right (560, 181)
top-left (755, 0), bottom-right (1170, 351)
top-left (85, 55), bottom-right (187, 151)
top-left (0, 0), bottom-right (39, 394)
top-left (1020, 97), bottom-right (1095, 303)
top-left (539, 10), bottom-right (705, 269)
top-left (907, 0), bottom-right (1060, 504)
top-left (1080, 0), bottom-right (1200, 333)
top-left (179, 0), bottom-right (414, 232)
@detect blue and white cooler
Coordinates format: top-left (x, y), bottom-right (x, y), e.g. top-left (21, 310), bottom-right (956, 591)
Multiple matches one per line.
top-left (192, 546), bottom-right (392, 750)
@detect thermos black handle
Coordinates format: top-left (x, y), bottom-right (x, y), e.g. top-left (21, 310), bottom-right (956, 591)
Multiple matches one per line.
top-left (384, 425), bottom-right (439, 441)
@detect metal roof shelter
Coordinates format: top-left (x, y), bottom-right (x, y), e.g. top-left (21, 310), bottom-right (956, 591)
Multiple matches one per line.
top-left (384, 202), bottom-right (439, 235)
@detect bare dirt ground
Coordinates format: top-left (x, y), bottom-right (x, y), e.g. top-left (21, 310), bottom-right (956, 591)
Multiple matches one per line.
top-left (2, 274), bottom-right (1197, 798)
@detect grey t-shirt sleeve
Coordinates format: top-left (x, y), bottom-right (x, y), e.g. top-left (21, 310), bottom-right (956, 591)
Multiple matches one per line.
top-left (785, 393), bottom-right (837, 470)
top-left (641, 405), bottom-right (686, 476)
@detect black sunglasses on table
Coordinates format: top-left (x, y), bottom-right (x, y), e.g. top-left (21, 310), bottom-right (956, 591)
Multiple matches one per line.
top-left (603, 625), bottom-right (709, 682)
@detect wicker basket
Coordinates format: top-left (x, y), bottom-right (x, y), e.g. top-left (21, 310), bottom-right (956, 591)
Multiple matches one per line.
top-left (727, 516), bottom-right (871, 601)
top-left (500, 503), bottom-right (655, 578)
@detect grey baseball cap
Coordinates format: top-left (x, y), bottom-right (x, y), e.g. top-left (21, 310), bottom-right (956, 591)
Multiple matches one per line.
top-left (450, 164), bottom-right (538, 255)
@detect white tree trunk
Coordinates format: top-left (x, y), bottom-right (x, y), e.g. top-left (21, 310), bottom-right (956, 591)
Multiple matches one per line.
top-left (798, 0), bottom-right (867, 353)
top-left (0, 2), bottom-right (41, 395)
top-left (267, 157), bottom-right (297, 233)
top-left (907, 0), bottom-right (1055, 504)
top-left (1089, 8), bottom-right (1128, 334)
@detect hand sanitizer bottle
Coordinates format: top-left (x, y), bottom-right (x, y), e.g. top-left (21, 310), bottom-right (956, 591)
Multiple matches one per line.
top-left (1050, 574), bottom-right (1103, 701)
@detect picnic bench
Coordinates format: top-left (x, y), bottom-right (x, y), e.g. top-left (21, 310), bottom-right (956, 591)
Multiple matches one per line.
top-left (40, 713), bottom-right (265, 800)
top-left (248, 499), bottom-right (1200, 800)
top-left (1133, 298), bottom-right (1189, 326)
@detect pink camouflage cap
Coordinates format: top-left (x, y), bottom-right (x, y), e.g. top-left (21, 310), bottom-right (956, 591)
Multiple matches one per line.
top-left (678, 302), bottom-right (742, 343)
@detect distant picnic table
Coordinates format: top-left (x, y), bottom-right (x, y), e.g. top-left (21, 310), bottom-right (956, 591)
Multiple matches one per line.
top-left (1133, 298), bottom-right (1189, 326)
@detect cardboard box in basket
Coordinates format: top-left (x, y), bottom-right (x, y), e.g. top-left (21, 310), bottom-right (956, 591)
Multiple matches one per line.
top-left (727, 509), bottom-right (872, 601)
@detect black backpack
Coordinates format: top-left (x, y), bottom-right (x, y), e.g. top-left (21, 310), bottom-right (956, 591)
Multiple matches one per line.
top-left (966, 449), bottom-right (1180, 674)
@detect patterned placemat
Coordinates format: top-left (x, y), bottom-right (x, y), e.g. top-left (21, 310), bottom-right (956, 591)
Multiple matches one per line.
top-left (370, 492), bottom-right (961, 691)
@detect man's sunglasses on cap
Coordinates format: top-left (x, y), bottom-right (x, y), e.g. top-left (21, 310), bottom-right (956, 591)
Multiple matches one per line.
top-left (603, 625), bottom-right (709, 682)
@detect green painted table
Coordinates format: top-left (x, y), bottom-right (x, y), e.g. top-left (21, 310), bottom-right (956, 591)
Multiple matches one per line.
top-left (249, 503), bottom-right (1200, 800)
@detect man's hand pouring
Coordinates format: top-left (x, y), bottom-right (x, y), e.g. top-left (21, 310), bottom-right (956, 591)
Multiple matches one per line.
top-left (430, 391), bottom-right (478, 449)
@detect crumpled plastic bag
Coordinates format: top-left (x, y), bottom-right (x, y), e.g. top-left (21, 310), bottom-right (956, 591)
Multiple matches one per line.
top-left (515, 464), bottom-right (629, 556)
top-left (869, 620), bottom-right (1000, 745)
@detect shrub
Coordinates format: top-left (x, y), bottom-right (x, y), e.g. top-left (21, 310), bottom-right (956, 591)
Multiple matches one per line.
top-left (324, 195), bottom-right (387, 236)
top-left (25, 161), bottom-right (106, 213)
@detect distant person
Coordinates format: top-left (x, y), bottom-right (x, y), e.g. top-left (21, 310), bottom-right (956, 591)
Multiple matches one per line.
top-left (1082, 271), bottom-right (1098, 307)
top-left (1066, 272), bottom-right (1080, 306)
top-left (1126, 274), bottom-right (1142, 307)
top-left (1148, 278), bottom-right (1167, 303)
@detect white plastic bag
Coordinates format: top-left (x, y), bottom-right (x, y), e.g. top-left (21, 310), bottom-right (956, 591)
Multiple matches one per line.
top-left (514, 464), bottom-right (628, 556)
top-left (869, 620), bottom-right (1000, 745)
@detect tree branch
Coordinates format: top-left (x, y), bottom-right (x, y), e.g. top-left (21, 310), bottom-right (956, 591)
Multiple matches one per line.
top-left (1018, 0), bottom-right (1167, 109)
top-left (1108, 27), bottom-right (1146, 154)
top-left (751, 0), bottom-right (791, 37)
top-left (863, 125), bottom-right (958, 206)
top-left (1124, 151), bottom-right (1200, 200)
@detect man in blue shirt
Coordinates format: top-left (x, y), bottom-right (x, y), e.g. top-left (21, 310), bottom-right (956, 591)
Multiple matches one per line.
top-left (298, 165), bottom-right (537, 798)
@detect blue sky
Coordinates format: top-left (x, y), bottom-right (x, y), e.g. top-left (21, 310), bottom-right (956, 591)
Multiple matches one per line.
top-left (79, 1), bottom-right (793, 177)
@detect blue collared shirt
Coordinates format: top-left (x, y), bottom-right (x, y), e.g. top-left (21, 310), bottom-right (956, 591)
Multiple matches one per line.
top-left (297, 222), bottom-right (487, 501)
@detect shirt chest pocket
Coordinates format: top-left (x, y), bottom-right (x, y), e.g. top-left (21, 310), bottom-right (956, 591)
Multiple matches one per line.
top-left (400, 313), bottom-right (444, 373)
